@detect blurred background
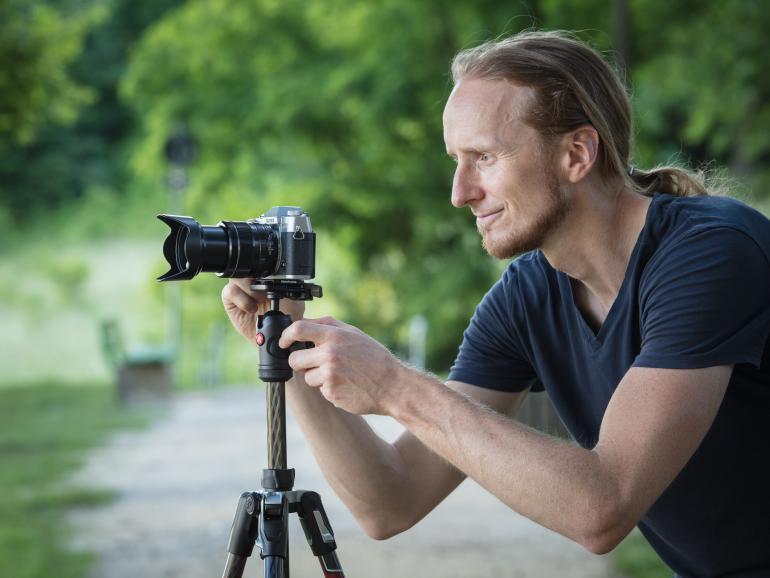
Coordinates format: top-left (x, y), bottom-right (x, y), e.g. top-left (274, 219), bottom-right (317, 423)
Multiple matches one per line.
top-left (1, 0), bottom-right (768, 576)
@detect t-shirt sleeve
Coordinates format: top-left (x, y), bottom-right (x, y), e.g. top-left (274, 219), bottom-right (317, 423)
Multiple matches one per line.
top-left (448, 266), bottom-right (539, 392)
top-left (633, 226), bottom-right (770, 369)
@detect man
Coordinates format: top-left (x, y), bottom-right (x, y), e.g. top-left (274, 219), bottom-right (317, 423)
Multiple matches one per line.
top-left (222, 31), bottom-right (770, 577)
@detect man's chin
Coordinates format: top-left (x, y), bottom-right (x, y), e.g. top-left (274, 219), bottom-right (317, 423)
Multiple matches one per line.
top-left (482, 233), bottom-right (521, 260)
top-left (481, 226), bottom-right (545, 259)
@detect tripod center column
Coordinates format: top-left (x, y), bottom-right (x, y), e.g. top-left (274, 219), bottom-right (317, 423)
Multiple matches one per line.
top-left (266, 381), bottom-right (288, 470)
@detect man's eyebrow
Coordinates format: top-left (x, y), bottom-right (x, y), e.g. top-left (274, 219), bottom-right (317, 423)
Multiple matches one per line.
top-left (447, 141), bottom-right (511, 156)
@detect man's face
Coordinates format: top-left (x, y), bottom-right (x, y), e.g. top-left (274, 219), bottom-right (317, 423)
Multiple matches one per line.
top-left (443, 78), bottom-right (569, 259)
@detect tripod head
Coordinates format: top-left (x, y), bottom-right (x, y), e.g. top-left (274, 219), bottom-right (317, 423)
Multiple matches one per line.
top-left (251, 279), bottom-right (322, 308)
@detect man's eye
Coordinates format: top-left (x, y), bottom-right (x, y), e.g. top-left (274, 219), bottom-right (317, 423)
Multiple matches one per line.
top-left (478, 153), bottom-right (491, 163)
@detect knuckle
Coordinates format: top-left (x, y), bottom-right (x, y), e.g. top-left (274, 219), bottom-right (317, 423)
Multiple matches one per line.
top-left (325, 349), bottom-right (340, 365)
top-left (307, 371), bottom-right (322, 388)
top-left (321, 365), bottom-right (335, 384)
top-left (325, 330), bottom-right (340, 346)
top-left (321, 383), bottom-right (336, 402)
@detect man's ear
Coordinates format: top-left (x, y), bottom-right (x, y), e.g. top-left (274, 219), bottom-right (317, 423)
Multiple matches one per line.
top-left (559, 125), bottom-right (599, 183)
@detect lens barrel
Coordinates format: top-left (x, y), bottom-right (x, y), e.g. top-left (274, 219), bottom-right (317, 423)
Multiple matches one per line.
top-left (157, 214), bottom-right (279, 281)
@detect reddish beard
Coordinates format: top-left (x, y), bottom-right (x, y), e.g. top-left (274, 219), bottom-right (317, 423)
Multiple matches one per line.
top-left (481, 165), bottom-right (568, 259)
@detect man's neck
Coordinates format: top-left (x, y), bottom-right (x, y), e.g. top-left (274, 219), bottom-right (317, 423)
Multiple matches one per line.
top-left (541, 184), bottom-right (651, 316)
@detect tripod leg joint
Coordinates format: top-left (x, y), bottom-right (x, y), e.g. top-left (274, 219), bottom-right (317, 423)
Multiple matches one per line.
top-left (296, 491), bottom-right (338, 556)
top-left (226, 491), bottom-right (261, 557)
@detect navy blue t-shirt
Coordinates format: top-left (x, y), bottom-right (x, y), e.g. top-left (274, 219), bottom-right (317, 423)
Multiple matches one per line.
top-left (448, 193), bottom-right (770, 577)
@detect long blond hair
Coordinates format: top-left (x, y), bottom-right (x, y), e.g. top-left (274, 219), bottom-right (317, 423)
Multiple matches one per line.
top-left (451, 30), bottom-right (710, 197)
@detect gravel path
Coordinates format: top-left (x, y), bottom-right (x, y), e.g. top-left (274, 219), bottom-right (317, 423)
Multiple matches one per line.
top-left (68, 387), bottom-right (617, 577)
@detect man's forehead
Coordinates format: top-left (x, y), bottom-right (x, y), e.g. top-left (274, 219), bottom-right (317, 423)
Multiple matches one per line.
top-left (443, 78), bottom-right (534, 150)
top-left (444, 78), bottom-right (534, 123)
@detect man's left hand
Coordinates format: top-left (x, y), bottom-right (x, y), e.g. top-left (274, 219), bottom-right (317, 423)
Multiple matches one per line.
top-left (279, 316), bottom-right (409, 415)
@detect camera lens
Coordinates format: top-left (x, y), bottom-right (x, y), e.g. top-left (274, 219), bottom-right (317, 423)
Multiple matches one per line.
top-left (157, 215), bottom-right (280, 281)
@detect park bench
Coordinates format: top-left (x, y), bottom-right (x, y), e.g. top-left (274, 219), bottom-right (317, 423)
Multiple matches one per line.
top-left (100, 319), bottom-right (173, 403)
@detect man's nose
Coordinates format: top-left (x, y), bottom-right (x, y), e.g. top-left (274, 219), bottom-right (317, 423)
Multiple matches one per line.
top-left (451, 163), bottom-right (482, 208)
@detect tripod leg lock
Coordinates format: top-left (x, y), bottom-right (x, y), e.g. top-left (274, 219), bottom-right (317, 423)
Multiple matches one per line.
top-left (296, 491), bottom-right (338, 556)
top-left (226, 492), bottom-right (261, 557)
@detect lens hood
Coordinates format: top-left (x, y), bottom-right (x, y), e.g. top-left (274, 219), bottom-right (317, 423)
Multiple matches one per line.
top-left (157, 214), bottom-right (202, 281)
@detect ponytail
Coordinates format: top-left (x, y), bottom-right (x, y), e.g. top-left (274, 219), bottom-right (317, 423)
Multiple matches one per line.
top-left (627, 164), bottom-right (731, 198)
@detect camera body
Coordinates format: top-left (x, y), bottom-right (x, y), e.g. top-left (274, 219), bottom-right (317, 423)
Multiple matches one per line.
top-left (250, 206), bottom-right (315, 280)
top-left (158, 206), bottom-right (316, 282)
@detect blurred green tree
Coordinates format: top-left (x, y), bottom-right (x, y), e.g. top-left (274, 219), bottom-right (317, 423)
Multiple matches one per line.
top-left (631, 0), bottom-right (770, 195)
top-left (0, 0), bottom-right (95, 144)
top-left (0, 0), bottom-right (182, 225)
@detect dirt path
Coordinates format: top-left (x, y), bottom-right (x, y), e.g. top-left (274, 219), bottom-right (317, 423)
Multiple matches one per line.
top-left (68, 387), bottom-right (617, 577)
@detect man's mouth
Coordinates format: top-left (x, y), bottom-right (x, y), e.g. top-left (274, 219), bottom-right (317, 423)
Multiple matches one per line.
top-left (475, 208), bottom-right (504, 227)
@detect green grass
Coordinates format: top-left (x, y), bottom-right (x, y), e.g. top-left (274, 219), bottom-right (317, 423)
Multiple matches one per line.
top-left (614, 529), bottom-right (673, 578)
top-left (0, 383), bottom-right (158, 578)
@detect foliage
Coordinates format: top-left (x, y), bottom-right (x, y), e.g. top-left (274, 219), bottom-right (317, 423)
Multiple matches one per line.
top-left (631, 1), bottom-right (770, 196)
top-left (0, 0), bottom-right (182, 226)
top-left (0, 383), bottom-right (155, 578)
top-left (0, 0), bottom-right (97, 144)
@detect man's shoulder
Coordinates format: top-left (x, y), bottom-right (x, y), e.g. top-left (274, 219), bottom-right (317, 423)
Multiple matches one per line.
top-left (652, 193), bottom-right (770, 246)
top-left (638, 195), bottom-right (770, 308)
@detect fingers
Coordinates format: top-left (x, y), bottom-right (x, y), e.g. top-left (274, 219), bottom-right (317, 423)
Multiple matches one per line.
top-left (288, 346), bottom-right (324, 373)
top-left (221, 279), bottom-right (265, 314)
top-left (303, 367), bottom-right (325, 388)
top-left (279, 317), bottom-right (345, 349)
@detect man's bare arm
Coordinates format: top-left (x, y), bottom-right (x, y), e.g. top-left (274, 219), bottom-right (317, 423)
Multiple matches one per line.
top-left (279, 315), bottom-right (731, 550)
top-left (286, 374), bottom-right (528, 538)
top-left (390, 364), bottom-right (731, 553)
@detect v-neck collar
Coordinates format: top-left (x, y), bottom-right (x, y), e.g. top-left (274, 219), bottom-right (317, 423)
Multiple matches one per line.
top-left (558, 195), bottom-right (657, 348)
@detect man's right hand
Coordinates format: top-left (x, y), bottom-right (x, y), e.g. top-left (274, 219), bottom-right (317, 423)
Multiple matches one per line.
top-left (221, 278), bottom-right (306, 344)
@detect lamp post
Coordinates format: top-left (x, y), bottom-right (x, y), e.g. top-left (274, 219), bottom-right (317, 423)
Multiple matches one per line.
top-left (165, 126), bottom-right (198, 383)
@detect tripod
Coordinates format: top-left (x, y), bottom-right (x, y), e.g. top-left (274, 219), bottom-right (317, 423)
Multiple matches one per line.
top-left (221, 280), bottom-right (345, 578)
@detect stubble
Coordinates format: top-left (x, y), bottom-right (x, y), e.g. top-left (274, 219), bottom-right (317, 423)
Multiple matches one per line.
top-left (481, 164), bottom-right (569, 259)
